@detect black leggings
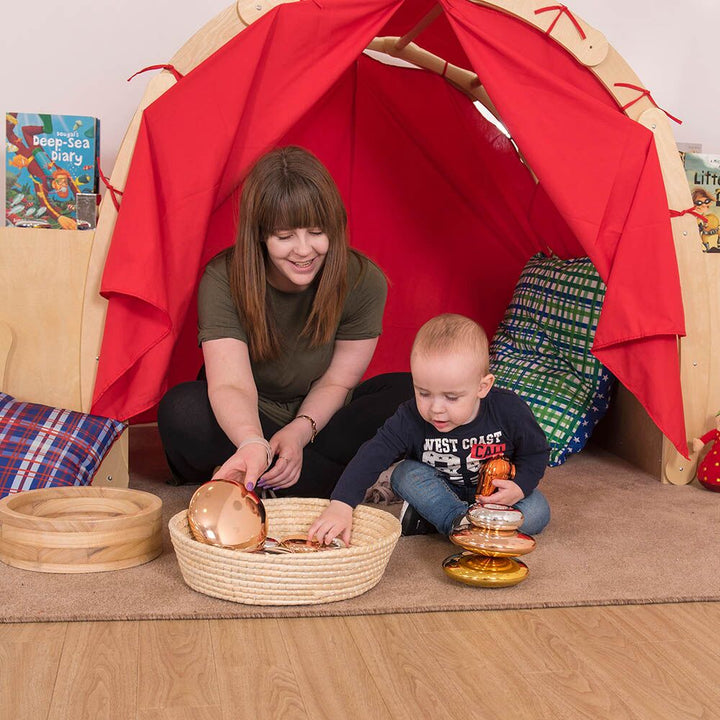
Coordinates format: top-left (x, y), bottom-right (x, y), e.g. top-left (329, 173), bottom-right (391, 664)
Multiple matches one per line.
top-left (157, 372), bottom-right (414, 498)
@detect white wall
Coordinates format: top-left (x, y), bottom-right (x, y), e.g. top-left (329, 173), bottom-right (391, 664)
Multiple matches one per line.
top-left (570, 0), bottom-right (719, 152)
top-left (2, 0), bottom-right (718, 208)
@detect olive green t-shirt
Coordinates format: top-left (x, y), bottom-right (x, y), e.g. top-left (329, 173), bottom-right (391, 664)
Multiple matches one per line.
top-left (197, 250), bottom-right (387, 425)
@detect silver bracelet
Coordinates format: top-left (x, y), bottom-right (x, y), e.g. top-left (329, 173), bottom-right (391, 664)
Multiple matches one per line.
top-left (236, 436), bottom-right (273, 470)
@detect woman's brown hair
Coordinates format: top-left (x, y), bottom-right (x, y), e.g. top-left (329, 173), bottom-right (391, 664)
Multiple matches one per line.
top-left (229, 146), bottom-right (351, 361)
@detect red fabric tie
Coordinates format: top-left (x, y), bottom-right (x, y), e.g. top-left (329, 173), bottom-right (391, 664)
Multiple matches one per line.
top-left (127, 64), bottom-right (184, 83)
top-left (670, 207), bottom-right (709, 223)
top-left (614, 82), bottom-right (682, 125)
top-left (534, 5), bottom-right (586, 40)
top-left (98, 165), bottom-right (124, 212)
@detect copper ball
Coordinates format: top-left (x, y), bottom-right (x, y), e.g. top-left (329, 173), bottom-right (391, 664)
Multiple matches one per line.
top-left (187, 479), bottom-right (266, 551)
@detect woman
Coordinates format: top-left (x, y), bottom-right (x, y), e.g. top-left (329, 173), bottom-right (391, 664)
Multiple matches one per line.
top-left (158, 146), bottom-right (412, 496)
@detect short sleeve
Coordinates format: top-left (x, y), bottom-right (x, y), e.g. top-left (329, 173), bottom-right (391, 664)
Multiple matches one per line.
top-left (197, 252), bottom-right (248, 345)
top-left (335, 256), bottom-right (388, 341)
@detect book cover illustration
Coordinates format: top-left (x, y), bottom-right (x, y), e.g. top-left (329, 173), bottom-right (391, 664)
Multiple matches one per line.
top-left (683, 152), bottom-right (720, 253)
top-left (6, 112), bottom-right (99, 230)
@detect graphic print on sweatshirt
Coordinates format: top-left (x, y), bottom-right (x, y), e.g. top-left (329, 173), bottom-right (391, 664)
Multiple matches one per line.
top-left (421, 431), bottom-right (507, 485)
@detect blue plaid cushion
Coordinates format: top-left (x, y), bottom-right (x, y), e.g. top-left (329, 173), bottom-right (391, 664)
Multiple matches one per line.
top-left (0, 392), bottom-right (125, 498)
top-left (490, 254), bottom-right (614, 466)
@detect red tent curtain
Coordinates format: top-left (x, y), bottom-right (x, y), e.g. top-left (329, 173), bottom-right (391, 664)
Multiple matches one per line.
top-left (91, 0), bottom-right (687, 457)
top-left (440, 1), bottom-right (686, 455)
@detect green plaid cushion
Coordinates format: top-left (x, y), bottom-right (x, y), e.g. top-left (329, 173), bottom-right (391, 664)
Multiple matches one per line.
top-left (490, 254), bottom-right (614, 465)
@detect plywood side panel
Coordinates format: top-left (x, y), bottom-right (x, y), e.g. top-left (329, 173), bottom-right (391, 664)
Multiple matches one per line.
top-left (92, 430), bottom-right (130, 488)
top-left (591, 385), bottom-right (663, 477)
top-left (0, 227), bottom-right (92, 411)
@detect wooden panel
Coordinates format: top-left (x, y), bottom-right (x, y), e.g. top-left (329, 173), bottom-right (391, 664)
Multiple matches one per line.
top-left (473, 0), bottom-right (609, 67)
top-left (643, 107), bottom-right (720, 483)
top-left (93, 430), bottom-right (130, 488)
top-left (591, 384), bottom-right (663, 477)
top-left (0, 227), bottom-right (92, 411)
top-left (0, 320), bottom-right (13, 391)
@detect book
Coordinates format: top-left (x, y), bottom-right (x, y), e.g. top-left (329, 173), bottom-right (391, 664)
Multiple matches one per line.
top-left (682, 152), bottom-right (720, 253)
top-left (5, 112), bottom-right (99, 230)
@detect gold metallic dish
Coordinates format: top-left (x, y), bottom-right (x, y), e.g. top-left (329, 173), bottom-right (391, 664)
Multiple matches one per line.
top-left (442, 552), bottom-right (529, 587)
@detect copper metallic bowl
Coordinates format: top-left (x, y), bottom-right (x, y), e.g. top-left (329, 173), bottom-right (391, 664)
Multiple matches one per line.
top-left (449, 525), bottom-right (536, 557)
top-left (187, 479), bottom-right (266, 551)
top-left (277, 534), bottom-right (345, 553)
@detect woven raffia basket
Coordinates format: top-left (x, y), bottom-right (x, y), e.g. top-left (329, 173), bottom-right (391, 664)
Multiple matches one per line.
top-left (169, 497), bottom-right (401, 605)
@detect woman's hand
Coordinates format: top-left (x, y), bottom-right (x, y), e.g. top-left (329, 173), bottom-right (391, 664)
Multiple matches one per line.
top-left (212, 443), bottom-right (269, 491)
top-left (307, 500), bottom-right (353, 546)
top-left (477, 478), bottom-right (524, 507)
top-left (259, 421), bottom-right (309, 489)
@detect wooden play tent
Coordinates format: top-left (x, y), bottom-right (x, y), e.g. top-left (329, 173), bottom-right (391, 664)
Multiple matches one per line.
top-left (2, 0), bottom-right (716, 488)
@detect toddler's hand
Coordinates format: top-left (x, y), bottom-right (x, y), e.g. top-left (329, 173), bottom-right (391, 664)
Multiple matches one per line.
top-left (478, 478), bottom-right (524, 507)
top-left (306, 500), bottom-right (353, 546)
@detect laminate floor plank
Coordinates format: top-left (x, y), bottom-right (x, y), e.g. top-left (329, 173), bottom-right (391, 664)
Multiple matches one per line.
top-left (137, 619), bottom-right (220, 712)
top-left (280, 616), bottom-right (393, 720)
top-left (346, 613), bottom-right (551, 720)
top-left (4, 602), bottom-right (720, 720)
top-left (0, 622), bottom-right (67, 720)
top-left (411, 608), bottom-right (654, 719)
top-left (519, 605), bottom-right (719, 719)
top-left (210, 618), bottom-right (310, 720)
top-left (137, 708), bottom-right (222, 720)
top-left (47, 621), bottom-right (139, 720)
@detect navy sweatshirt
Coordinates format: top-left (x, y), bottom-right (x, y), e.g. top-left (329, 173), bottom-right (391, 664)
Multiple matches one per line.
top-left (331, 387), bottom-right (550, 508)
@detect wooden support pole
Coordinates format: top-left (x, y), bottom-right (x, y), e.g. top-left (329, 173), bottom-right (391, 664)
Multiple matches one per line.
top-left (367, 37), bottom-right (503, 128)
top-left (395, 4), bottom-right (443, 51)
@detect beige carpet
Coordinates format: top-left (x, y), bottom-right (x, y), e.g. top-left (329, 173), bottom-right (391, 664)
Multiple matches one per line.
top-left (2, 428), bottom-right (719, 622)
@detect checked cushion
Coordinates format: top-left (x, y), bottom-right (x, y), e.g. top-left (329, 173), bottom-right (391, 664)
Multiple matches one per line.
top-left (0, 392), bottom-right (125, 498)
top-left (490, 254), bottom-right (614, 466)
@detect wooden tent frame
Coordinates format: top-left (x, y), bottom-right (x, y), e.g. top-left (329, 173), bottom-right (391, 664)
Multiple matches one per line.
top-left (1, 0), bottom-right (715, 487)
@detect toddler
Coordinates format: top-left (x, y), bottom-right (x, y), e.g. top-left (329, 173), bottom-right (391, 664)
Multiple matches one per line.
top-left (308, 314), bottom-right (550, 545)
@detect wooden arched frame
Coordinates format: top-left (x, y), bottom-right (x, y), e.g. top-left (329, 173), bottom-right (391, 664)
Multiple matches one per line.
top-left (79, 0), bottom-right (714, 484)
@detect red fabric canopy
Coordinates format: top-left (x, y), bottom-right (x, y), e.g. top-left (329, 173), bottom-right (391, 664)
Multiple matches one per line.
top-left (91, 0), bottom-right (687, 457)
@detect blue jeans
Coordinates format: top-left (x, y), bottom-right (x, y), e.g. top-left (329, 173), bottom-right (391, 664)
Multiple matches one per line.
top-left (390, 459), bottom-right (550, 536)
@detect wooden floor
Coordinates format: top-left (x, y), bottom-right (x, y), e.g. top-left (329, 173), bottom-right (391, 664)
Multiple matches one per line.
top-left (2, 602), bottom-right (718, 719)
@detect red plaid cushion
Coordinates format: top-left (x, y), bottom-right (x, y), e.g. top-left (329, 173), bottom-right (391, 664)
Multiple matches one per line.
top-left (0, 392), bottom-right (126, 498)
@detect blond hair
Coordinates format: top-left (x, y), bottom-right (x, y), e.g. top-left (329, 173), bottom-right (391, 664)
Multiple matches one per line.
top-left (411, 314), bottom-right (490, 375)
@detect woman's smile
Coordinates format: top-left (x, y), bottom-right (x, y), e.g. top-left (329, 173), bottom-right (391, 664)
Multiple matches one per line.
top-left (265, 228), bottom-right (329, 291)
